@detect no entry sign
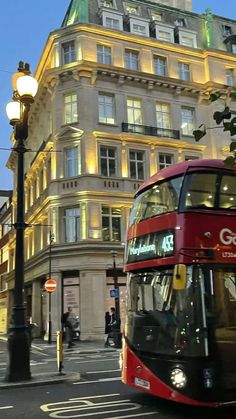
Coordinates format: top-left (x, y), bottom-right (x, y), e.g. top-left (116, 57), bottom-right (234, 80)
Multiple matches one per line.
top-left (44, 279), bottom-right (57, 292)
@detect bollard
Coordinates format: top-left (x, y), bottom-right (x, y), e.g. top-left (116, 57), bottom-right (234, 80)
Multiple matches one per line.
top-left (56, 330), bottom-right (64, 374)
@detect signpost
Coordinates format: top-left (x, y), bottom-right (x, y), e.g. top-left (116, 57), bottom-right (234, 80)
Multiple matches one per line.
top-left (44, 279), bottom-right (57, 343)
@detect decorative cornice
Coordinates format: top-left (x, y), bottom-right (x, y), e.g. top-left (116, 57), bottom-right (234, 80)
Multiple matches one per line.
top-left (93, 130), bottom-right (206, 151)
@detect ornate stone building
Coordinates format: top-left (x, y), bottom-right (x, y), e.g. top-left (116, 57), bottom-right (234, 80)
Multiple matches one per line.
top-left (5, 0), bottom-right (236, 339)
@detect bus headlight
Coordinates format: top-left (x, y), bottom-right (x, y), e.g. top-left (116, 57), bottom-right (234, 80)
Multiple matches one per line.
top-left (170, 368), bottom-right (187, 389)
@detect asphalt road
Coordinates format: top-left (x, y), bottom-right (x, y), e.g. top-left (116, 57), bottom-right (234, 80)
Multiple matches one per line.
top-left (0, 341), bottom-right (235, 418)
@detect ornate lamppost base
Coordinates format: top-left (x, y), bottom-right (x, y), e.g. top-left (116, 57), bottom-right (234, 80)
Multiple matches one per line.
top-left (5, 326), bottom-right (31, 382)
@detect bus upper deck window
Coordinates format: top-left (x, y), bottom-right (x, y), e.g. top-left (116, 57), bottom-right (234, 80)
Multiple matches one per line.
top-left (184, 173), bottom-right (217, 209)
top-left (219, 175), bottom-right (236, 209)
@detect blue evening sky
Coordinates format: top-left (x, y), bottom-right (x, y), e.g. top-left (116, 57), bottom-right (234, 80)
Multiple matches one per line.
top-left (0, 0), bottom-right (235, 190)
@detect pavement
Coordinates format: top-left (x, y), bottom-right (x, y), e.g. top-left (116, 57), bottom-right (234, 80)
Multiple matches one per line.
top-left (0, 335), bottom-right (119, 389)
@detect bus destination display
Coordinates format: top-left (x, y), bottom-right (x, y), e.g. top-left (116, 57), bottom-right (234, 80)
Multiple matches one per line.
top-left (127, 229), bottom-right (174, 263)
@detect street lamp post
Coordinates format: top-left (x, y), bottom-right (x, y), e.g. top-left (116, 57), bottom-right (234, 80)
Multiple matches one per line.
top-left (110, 250), bottom-right (120, 327)
top-left (5, 61), bottom-right (38, 381)
top-left (48, 230), bottom-right (54, 344)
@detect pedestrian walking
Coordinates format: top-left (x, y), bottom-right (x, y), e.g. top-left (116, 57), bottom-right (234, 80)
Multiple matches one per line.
top-left (61, 306), bottom-right (75, 348)
top-left (104, 311), bottom-right (111, 347)
top-left (107, 307), bottom-right (121, 347)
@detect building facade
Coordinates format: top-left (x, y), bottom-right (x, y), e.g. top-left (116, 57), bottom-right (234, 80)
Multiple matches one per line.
top-left (5, 0), bottom-right (236, 339)
top-left (0, 191), bottom-right (12, 334)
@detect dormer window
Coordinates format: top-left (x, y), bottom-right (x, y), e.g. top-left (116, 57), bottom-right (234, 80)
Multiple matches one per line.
top-left (102, 0), bottom-right (114, 7)
top-left (223, 25), bottom-right (232, 37)
top-left (175, 27), bottom-right (197, 48)
top-left (174, 18), bottom-right (185, 27)
top-left (105, 16), bottom-right (121, 29)
top-left (132, 23), bottom-right (147, 36)
top-left (99, 0), bottom-right (117, 8)
top-left (152, 22), bottom-right (175, 43)
top-left (129, 16), bottom-right (150, 37)
top-left (99, 7), bottom-right (123, 31)
top-left (124, 3), bottom-right (140, 16)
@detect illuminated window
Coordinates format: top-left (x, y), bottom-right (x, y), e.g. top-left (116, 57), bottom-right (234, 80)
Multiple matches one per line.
top-left (27, 186), bottom-right (31, 210)
top-left (174, 18), bottom-right (185, 27)
top-left (159, 153), bottom-right (174, 170)
top-left (150, 11), bottom-right (162, 21)
top-left (125, 50), bottom-right (139, 70)
top-left (185, 155), bottom-right (199, 161)
top-left (178, 62), bottom-right (190, 81)
top-left (64, 208), bottom-right (80, 243)
top-left (102, 207), bottom-right (121, 241)
top-left (100, 145), bottom-right (117, 176)
top-left (39, 168), bottom-right (44, 192)
top-left (65, 147), bottom-right (78, 177)
top-left (181, 107), bottom-right (194, 136)
top-left (125, 3), bottom-right (139, 15)
top-left (226, 69), bottom-right (234, 86)
top-left (46, 158), bottom-right (51, 185)
top-left (102, 0), bottom-right (114, 8)
top-left (129, 150), bottom-right (145, 180)
top-left (34, 178), bottom-right (38, 201)
top-left (154, 56), bottom-right (167, 76)
top-left (97, 45), bottom-right (111, 64)
top-left (1, 216), bottom-right (11, 236)
top-left (127, 97), bottom-right (142, 125)
top-left (98, 94), bottom-right (115, 124)
top-left (64, 93), bottom-right (78, 124)
top-left (156, 103), bottom-right (171, 129)
top-left (62, 41), bottom-right (76, 64)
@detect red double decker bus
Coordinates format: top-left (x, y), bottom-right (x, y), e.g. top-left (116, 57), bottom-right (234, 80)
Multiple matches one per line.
top-left (122, 159), bottom-right (236, 407)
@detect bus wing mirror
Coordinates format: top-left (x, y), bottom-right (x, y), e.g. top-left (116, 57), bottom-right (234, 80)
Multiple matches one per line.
top-left (173, 264), bottom-right (187, 290)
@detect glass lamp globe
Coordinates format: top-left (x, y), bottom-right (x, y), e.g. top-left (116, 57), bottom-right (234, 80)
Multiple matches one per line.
top-left (6, 101), bottom-right (21, 125)
top-left (17, 75), bottom-right (38, 102)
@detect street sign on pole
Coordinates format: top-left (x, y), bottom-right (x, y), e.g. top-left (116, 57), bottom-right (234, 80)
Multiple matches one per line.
top-left (110, 289), bottom-right (119, 298)
top-left (44, 279), bottom-right (57, 292)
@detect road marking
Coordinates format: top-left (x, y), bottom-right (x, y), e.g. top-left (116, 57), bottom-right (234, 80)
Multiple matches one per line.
top-left (73, 377), bottom-right (121, 384)
top-left (30, 361), bottom-right (48, 366)
top-left (69, 394), bottom-right (120, 400)
top-left (0, 406), bottom-right (14, 410)
top-left (86, 354), bottom-right (104, 358)
top-left (75, 358), bottom-right (118, 364)
top-left (110, 413), bottom-right (158, 418)
top-left (41, 395), bottom-right (142, 418)
top-left (87, 369), bottom-right (120, 374)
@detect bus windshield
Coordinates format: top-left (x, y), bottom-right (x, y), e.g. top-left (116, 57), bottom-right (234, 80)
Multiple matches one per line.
top-left (129, 175), bottom-right (183, 225)
top-left (126, 267), bottom-right (236, 359)
top-left (129, 171), bottom-right (236, 226)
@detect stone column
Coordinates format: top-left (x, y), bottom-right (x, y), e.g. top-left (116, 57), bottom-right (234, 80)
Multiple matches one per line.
top-left (79, 270), bottom-right (106, 340)
top-left (32, 280), bottom-right (42, 337)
